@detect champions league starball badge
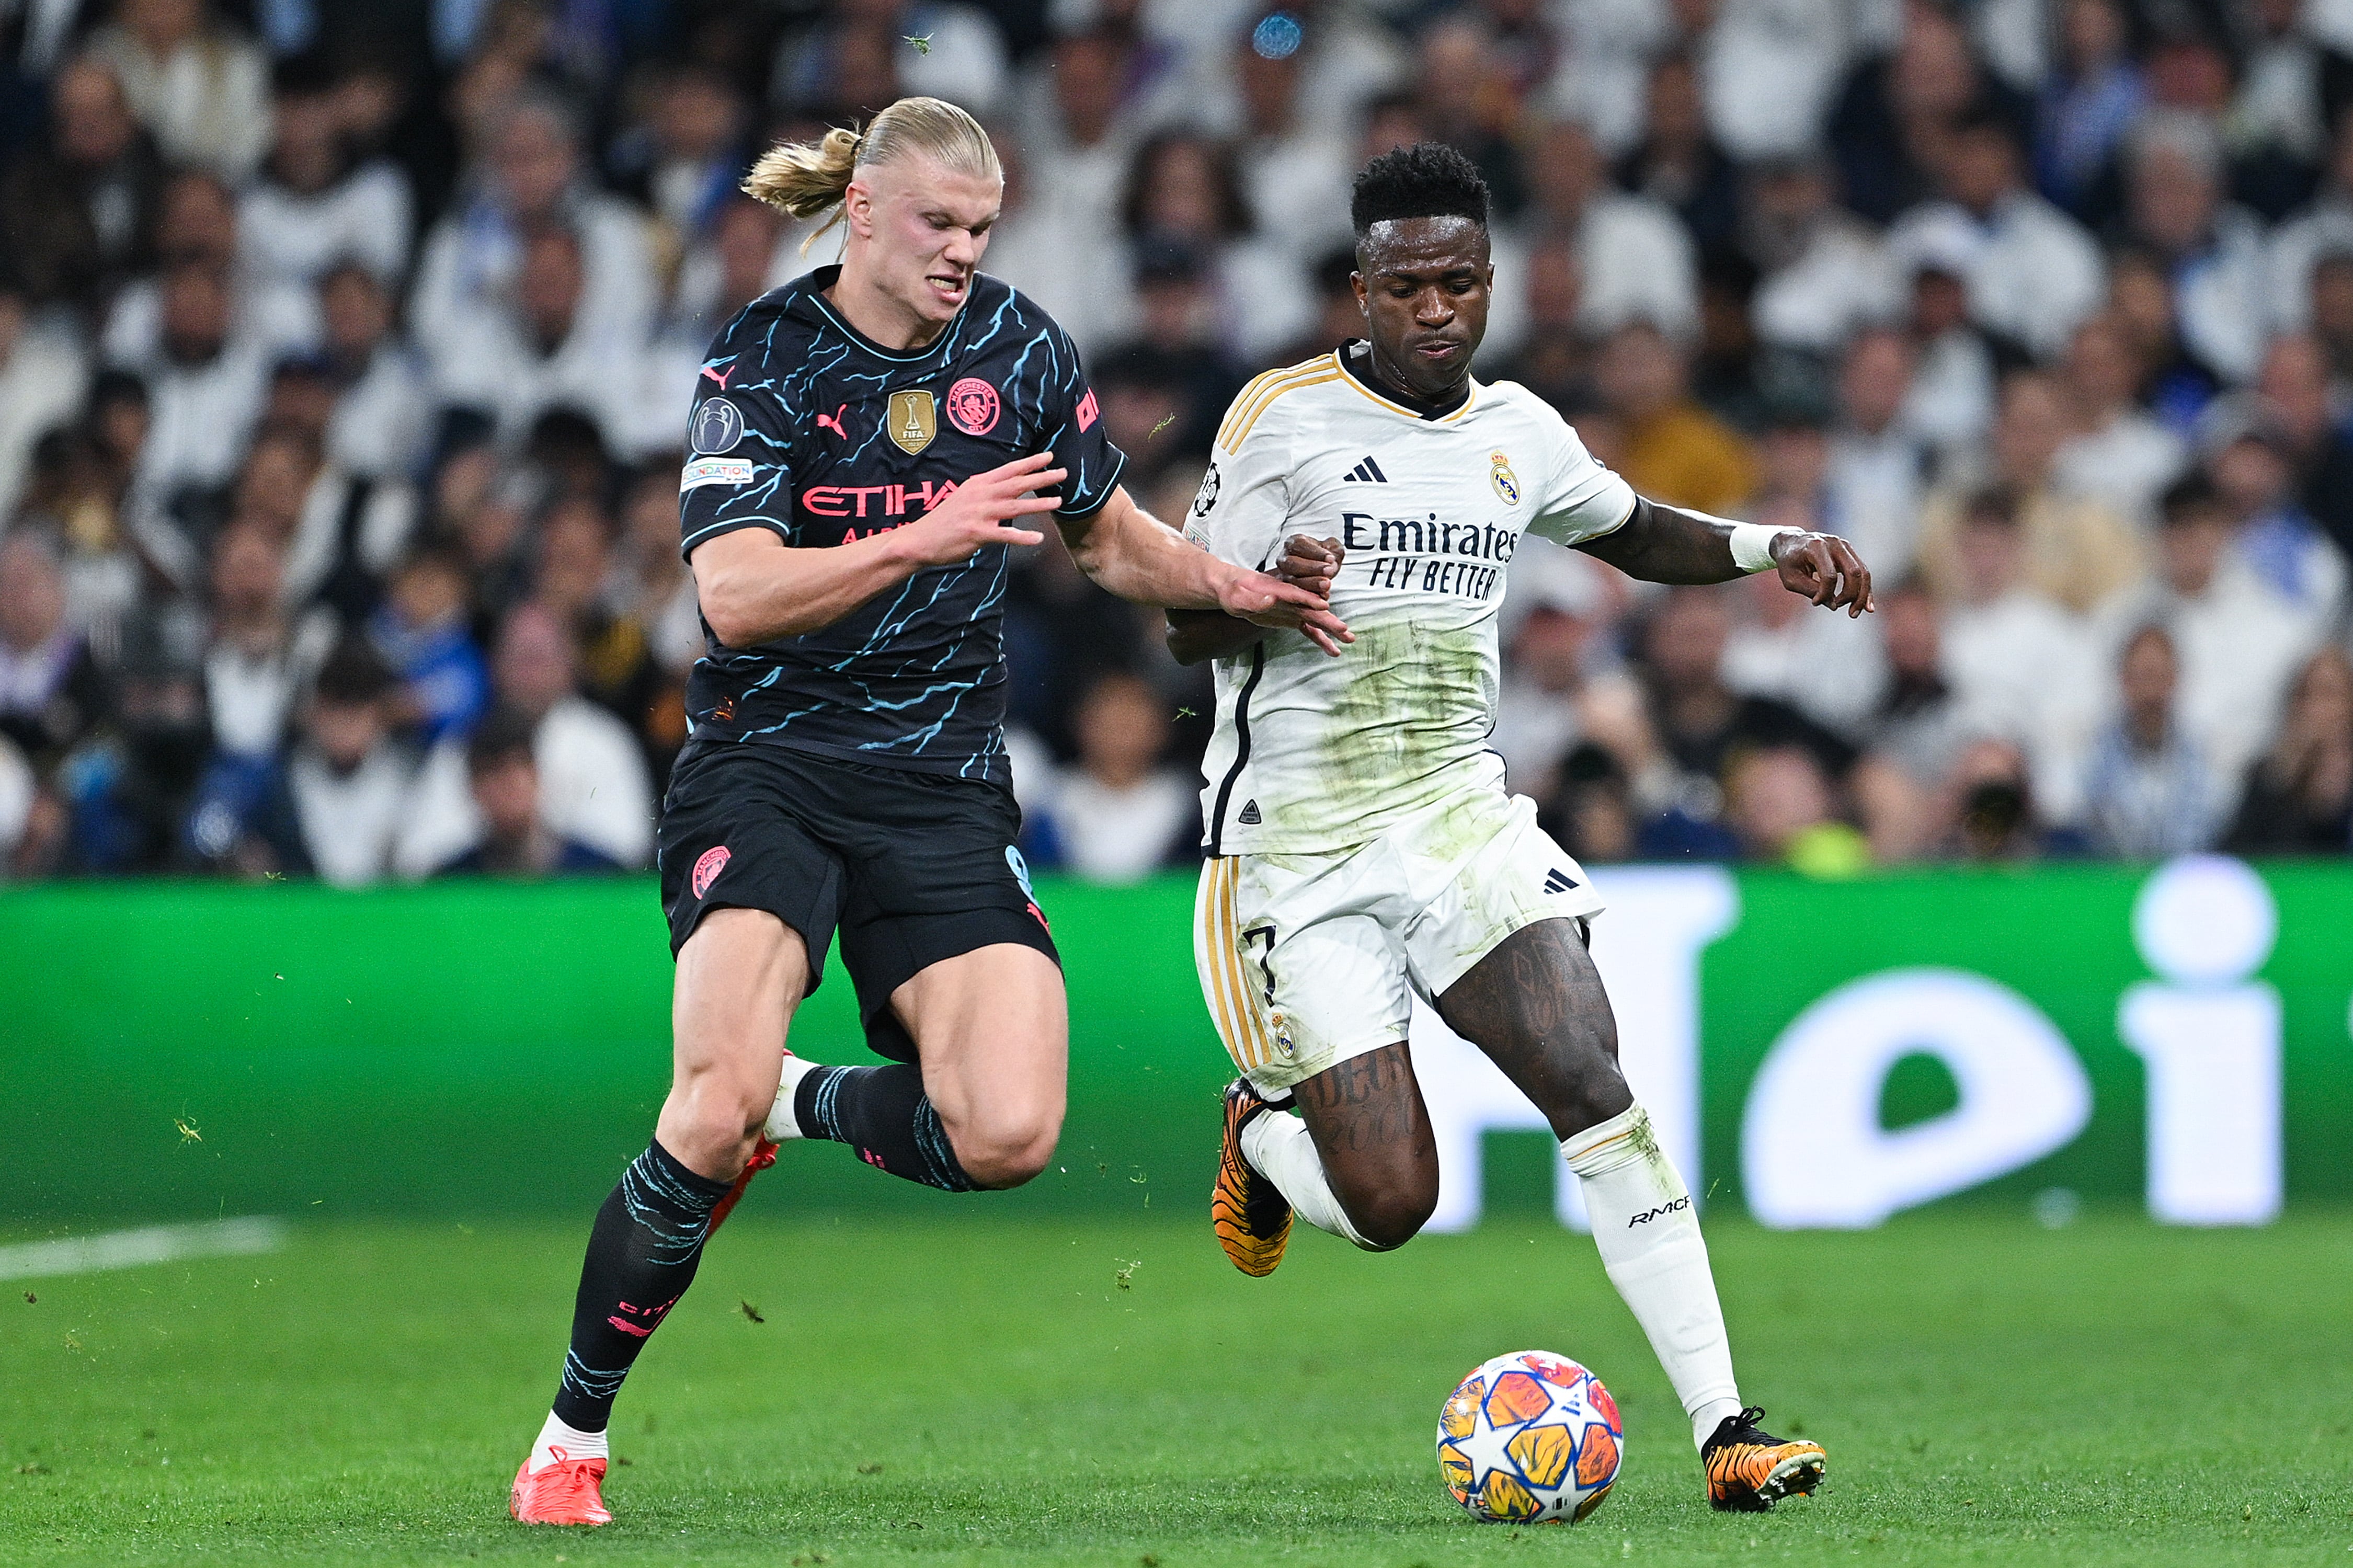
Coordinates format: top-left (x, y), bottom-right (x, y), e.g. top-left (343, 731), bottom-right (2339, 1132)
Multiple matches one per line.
top-left (1191, 462), bottom-right (1221, 516)
top-left (692, 397), bottom-right (745, 454)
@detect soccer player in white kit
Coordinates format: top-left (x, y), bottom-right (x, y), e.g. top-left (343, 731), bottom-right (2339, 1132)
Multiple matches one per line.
top-left (1172, 146), bottom-right (1872, 1513)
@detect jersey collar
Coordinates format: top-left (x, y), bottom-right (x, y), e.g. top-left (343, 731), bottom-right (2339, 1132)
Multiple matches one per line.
top-left (792, 264), bottom-right (969, 364)
top-left (1338, 340), bottom-right (1480, 423)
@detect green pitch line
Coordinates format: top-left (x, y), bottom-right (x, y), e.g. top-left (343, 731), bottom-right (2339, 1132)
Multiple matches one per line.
top-left (0, 1210), bottom-right (2347, 1566)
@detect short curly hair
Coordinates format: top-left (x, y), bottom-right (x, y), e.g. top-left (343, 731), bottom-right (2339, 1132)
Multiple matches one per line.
top-left (1351, 143), bottom-right (1490, 238)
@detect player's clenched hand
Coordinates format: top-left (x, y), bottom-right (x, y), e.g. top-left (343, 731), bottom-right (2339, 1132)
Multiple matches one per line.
top-left (1218, 570), bottom-right (1354, 657)
top-left (1771, 531), bottom-right (1874, 618)
top-left (897, 452), bottom-right (1064, 565)
top-left (1275, 534), bottom-right (1343, 601)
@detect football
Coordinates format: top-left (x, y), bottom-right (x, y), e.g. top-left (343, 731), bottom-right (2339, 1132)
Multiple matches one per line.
top-left (1436, 1350), bottom-right (1623, 1524)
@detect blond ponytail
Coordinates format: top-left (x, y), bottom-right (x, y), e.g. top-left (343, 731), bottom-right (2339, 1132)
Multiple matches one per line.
top-left (743, 97), bottom-right (1002, 252)
top-left (743, 125), bottom-right (862, 221)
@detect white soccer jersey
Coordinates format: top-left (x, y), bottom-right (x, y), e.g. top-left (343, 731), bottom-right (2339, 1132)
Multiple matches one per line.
top-left (1185, 348), bottom-right (1636, 854)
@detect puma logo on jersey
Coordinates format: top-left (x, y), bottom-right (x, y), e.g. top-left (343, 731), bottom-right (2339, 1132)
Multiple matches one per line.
top-left (1341, 456), bottom-right (1388, 483)
top-left (1543, 867), bottom-right (1580, 894)
top-left (816, 404), bottom-right (848, 438)
top-left (1238, 799), bottom-right (1263, 825)
top-left (1628, 1196), bottom-right (1690, 1227)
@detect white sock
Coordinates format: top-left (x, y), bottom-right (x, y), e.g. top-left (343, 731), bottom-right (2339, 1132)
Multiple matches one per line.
top-left (1240, 1109), bottom-right (1377, 1249)
top-left (762, 1054), bottom-right (823, 1142)
top-left (1561, 1104), bottom-right (1744, 1451)
top-left (529, 1410), bottom-right (609, 1472)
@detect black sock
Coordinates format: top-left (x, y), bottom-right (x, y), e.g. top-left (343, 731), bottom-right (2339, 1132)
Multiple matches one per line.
top-left (551, 1139), bottom-right (730, 1432)
top-left (793, 1063), bottom-right (978, 1192)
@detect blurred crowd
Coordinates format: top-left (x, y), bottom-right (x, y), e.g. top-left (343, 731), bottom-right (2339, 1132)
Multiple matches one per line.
top-left (3, 0), bottom-right (2352, 889)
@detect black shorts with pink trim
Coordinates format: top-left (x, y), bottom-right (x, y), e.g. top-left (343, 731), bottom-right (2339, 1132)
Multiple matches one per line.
top-left (656, 739), bottom-right (1059, 1063)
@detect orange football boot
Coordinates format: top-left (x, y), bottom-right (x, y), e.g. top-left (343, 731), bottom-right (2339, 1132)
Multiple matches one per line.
top-left (510, 1449), bottom-right (612, 1526)
top-left (1703, 1406), bottom-right (1825, 1512)
top-left (1213, 1079), bottom-right (1293, 1277)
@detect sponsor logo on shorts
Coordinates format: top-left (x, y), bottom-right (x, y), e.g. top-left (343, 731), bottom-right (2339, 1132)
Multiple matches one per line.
top-left (692, 845), bottom-right (731, 899)
top-left (693, 397), bottom-right (745, 453)
top-left (1005, 845), bottom-right (1049, 928)
top-left (681, 456), bottom-right (753, 491)
top-left (946, 377), bottom-right (1000, 436)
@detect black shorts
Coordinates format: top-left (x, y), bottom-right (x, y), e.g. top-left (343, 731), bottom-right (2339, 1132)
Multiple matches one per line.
top-left (657, 740), bottom-right (1058, 1062)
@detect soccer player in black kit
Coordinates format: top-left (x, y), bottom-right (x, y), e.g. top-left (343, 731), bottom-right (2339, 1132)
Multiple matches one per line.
top-left (510, 97), bottom-right (1349, 1525)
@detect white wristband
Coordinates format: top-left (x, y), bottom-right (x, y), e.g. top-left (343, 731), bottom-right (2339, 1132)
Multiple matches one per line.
top-left (1727, 523), bottom-right (1791, 575)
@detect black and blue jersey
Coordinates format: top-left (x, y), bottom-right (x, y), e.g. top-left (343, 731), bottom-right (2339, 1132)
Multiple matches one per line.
top-left (675, 266), bottom-right (1126, 786)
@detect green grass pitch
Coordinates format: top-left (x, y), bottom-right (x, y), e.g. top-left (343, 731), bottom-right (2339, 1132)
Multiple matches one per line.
top-left (2, 1208), bottom-right (2348, 1566)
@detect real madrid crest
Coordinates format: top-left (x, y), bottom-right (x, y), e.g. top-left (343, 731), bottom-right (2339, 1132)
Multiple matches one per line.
top-left (1489, 450), bottom-right (1521, 506)
top-left (887, 389), bottom-right (937, 455)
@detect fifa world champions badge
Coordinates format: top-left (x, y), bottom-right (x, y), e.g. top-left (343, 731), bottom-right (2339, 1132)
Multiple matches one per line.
top-left (888, 389), bottom-right (937, 454)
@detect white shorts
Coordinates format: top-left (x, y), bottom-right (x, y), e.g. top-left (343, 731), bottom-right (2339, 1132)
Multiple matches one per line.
top-left (1193, 787), bottom-right (1606, 1095)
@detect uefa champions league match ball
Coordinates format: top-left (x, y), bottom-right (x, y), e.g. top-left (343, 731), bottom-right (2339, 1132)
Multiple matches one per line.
top-left (1436, 1350), bottom-right (1623, 1524)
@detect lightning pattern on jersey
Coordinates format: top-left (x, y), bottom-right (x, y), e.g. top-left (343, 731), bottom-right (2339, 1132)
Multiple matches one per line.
top-left (676, 268), bottom-right (1125, 785)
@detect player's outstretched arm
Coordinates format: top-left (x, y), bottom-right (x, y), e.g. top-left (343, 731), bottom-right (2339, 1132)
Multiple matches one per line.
top-left (692, 454), bottom-right (1066, 646)
top-left (1060, 488), bottom-right (1352, 656)
top-left (1575, 498), bottom-right (1875, 616)
top-left (1167, 535), bottom-right (1343, 665)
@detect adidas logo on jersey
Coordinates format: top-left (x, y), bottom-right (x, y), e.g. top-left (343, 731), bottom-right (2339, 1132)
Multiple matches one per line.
top-left (1340, 456), bottom-right (1388, 483)
top-left (1238, 799), bottom-right (1263, 825)
top-left (1543, 867), bottom-right (1580, 894)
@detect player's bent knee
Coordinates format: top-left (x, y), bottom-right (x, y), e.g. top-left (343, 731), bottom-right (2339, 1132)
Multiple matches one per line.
top-left (1343, 1181), bottom-right (1437, 1251)
top-left (954, 1128), bottom-right (1057, 1190)
top-left (1549, 1059), bottom-right (1635, 1142)
top-left (660, 1065), bottom-right (773, 1170)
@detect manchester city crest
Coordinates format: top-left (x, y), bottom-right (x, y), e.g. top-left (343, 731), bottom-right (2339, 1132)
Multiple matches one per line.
top-left (1489, 450), bottom-right (1521, 505)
